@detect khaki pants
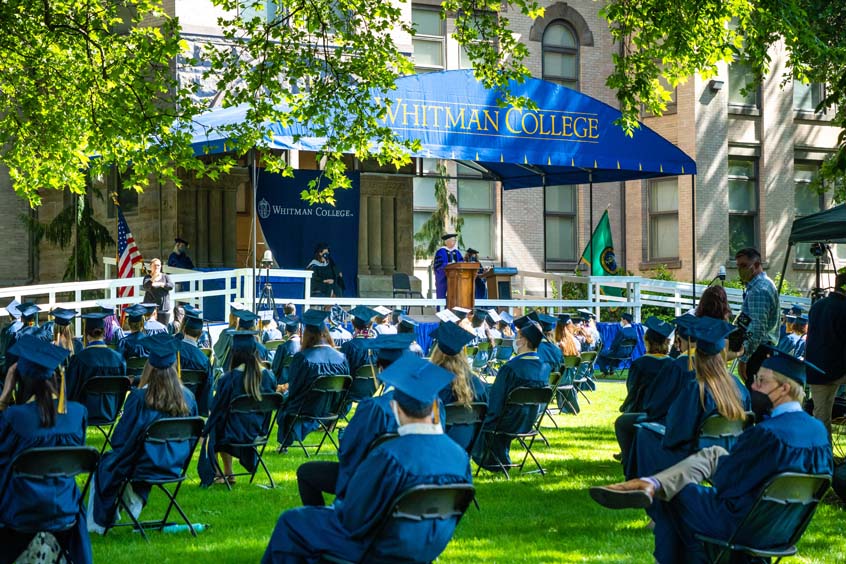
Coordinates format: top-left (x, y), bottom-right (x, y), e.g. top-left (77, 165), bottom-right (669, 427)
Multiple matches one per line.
top-left (810, 374), bottom-right (846, 434)
top-left (652, 446), bottom-right (729, 501)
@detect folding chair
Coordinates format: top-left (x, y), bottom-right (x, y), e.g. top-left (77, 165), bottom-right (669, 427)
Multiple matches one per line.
top-left (575, 350), bottom-right (598, 392)
top-left (365, 432), bottom-right (400, 456)
top-left (321, 483), bottom-right (476, 564)
top-left (471, 342), bottom-right (492, 372)
top-left (179, 369), bottom-right (207, 399)
top-left (340, 365), bottom-right (379, 421)
top-left (391, 273), bottom-right (424, 314)
top-left (475, 386), bottom-right (553, 480)
top-left (536, 371), bottom-right (562, 443)
top-left (444, 402), bottom-right (488, 456)
top-left (264, 339), bottom-right (285, 352)
top-left (830, 396), bottom-right (846, 459)
top-left (105, 417), bottom-right (204, 541)
top-left (695, 472), bottom-right (831, 564)
top-left (486, 339), bottom-right (514, 376)
top-left (79, 376), bottom-right (132, 456)
top-left (125, 356), bottom-right (148, 383)
top-left (697, 412), bottom-right (754, 451)
top-left (278, 374), bottom-right (352, 457)
top-left (597, 337), bottom-right (638, 378)
top-left (11, 446), bottom-right (100, 538)
top-left (227, 393), bottom-right (285, 489)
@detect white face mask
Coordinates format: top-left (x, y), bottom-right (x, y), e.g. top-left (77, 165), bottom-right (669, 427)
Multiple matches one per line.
top-left (390, 400), bottom-right (402, 427)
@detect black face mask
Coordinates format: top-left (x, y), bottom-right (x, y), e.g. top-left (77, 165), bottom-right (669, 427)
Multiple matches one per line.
top-left (750, 390), bottom-right (774, 421)
top-left (322, 252), bottom-right (330, 259)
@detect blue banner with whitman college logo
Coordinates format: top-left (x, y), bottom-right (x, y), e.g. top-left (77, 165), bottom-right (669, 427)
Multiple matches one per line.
top-left (256, 170), bottom-right (359, 297)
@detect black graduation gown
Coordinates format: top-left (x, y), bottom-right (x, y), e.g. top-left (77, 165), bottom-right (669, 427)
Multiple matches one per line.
top-left (271, 337), bottom-right (301, 386)
top-left (178, 340), bottom-right (215, 416)
top-left (65, 343), bottom-right (127, 422)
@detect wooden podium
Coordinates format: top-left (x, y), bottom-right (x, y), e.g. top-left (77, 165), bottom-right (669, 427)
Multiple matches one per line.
top-left (482, 267), bottom-right (518, 299)
top-left (445, 262), bottom-right (480, 310)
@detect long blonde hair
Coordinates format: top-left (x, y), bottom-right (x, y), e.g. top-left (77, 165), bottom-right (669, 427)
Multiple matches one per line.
top-left (430, 345), bottom-right (474, 408)
top-left (694, 353), bottom-right (746, 421)
top-left (554, 323), bottom-right (580, 357)
top-left (53, 325), bottom-right (76, 356)
top-left (139, 365), bottom-right (190, 416)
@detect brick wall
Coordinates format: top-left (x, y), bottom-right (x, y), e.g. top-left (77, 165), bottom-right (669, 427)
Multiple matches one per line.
top-left (0, 169), bottom-right (33, 286)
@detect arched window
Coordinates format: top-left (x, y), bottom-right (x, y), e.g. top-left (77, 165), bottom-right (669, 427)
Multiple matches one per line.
top-left (542, 21), bottom-right (579, 90)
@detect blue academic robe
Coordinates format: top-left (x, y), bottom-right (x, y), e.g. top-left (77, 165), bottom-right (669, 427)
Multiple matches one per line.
top-left (620, 354), bottom-right (673, 414)
top-left (650, 408), bottom-right (833, 564)
top-left (65, 343), bottom-right (127, 422)
top-left (627, 376), bottom-right (751, 480)
top-left (262, 328), bottom-right (283, 344)
top-left (271, 337), bottom-right (301, 387)
top-left (537, 340), bottom-right (563, 374)
top-left (143, 319), bottom-right (168, 336)
top-left (197, 367), bottom-right (276, 486)
top-left (167, 252), bottom-right (194, 270)
top-left (433, 247), bottom-right (463, 299)
top-left (776, 332), bottom-right (801, 355)
top-left (472, 351), bottom-right (550, 467)
top-left (118, 331), bottom-right (148, 361)
top-left (639, 355), bottom-right (696, 422)
top-left (0, 401), bottom-right (91, 564)
top-left (276, 345), bottom-right (349, 447)
top-left (596, 324), bottom-right (639, 372)
top-left (178, 340), bottom-right (215, 416)
top-left (793, 335), bottom-right (806, 358)
top-left (340, 336), bottom-right (373, 382)
top-left (91, 387), bottom-right (198, 528)
top-left (262, 432), bottom-right (472, 564)
top-left (440, 372), bottom-right (489, 452)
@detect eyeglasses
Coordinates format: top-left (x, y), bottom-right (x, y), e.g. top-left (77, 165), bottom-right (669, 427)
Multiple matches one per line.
top-left (753, 374), bottom-right (775, 386)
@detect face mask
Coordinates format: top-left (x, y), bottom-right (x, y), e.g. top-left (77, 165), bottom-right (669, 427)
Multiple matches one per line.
top-left (178, 247), bottom-right (185, 254)
top-left (322, 252), bottom-right (330, 259)
top-left (390, 400), bottom-right (402, 427)
top-left (750, 389), bottom-right (774, 420)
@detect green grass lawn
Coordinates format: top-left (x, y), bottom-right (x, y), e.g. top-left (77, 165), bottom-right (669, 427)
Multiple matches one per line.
top-left (88, 381), bottom-right (844, 563)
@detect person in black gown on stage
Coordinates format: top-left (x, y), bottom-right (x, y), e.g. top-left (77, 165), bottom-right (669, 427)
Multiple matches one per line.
top-left (306, 243), bottom-right (344, 298)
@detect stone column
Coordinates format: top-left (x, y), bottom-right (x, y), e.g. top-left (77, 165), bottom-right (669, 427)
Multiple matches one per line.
top-left (208, 188), bottom-right (224, 266)
top-left (222, 186), bottom-right (238, 266)
top-left (381, 196), bottom-right (396, 274)
top-left (367, 196), bottom-right (382, 273)
top-left (358, 195), bottom-right (369, 275)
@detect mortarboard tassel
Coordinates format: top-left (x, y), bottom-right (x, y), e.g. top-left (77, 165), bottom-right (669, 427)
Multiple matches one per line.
top-left (686, 337), bottom-right (694, 372)
top-left (432, 399), bottom-right (440, 425)
top-left (177, 350), bottom-right (182, 380)
top-left (58, 366), bottom-right (67, 415)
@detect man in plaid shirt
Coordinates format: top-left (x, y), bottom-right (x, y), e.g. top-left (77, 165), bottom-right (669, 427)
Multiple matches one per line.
top-left (735, 247), bottom-right (780, 384)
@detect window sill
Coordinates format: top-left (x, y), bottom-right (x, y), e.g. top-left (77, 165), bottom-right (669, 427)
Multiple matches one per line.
top-left (545, 261), bottom-right (581, 272)
top-left (728, 105), bottom-right (761, 117)
top-left (640, 260), bottom-right (682, 270)
top-left (793, 110), bottom-right (834, 123)
top-left (725, 259), bottom-right (770, 269)
top-left (792, 261), bottom-right (833, 271)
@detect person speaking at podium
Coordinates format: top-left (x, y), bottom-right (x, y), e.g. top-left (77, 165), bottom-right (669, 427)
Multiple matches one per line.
top-left (433, 233), bottom-right (463, 299)
top-left (464, 247), bottom-right (488, 300)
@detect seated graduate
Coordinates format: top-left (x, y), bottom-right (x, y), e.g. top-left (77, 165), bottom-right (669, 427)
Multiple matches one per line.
top-left (0, 336), bottom-right (91, 564)
top-left (260, 312), bottom-right (283, 344)
top-left (65, 311), bottom-right (127, 421)
top-left (472, 317), bottom-right (551, 469)
top-left (396, 316), bottom-right (425, 357)
top-left (554, 314), bottom-right (581, 358)
top-left (496, 311), bottom-right (515, 339)
top-left (371, 306), bottom-right (397, 336)
top-left (596, 312), bottom-right (639, 375)
top-left (328, 306), bottom-right (354, 346)
top-left (140, 303), bottom-right (168, 336)
top-left (177, 312), bottom-right (215, 416)
top-left (590, 350), bottom-right (833, 564)
top-left (2, 303), bottom-right (44, 374)
top-left (529, 311), bottom-right (563, 375)
top-left (276, 309), bottom-right (349, 452)
top-left (220, 309), bottom-right (269, 369)
top-left (173, 304), bottom-right (211, 348)
top-left (339, 305), bottom-right (378, 380)
top-left (49, 307), bottom-right (83, 361)
top-left (626, 317), bottom-right (751, 480)
top-left (791, 314), bottom-right (807, 358)
top-left (88, 335), bottom-right (198, 534)
top-left (117, 304), bottom-right (150, 360)
top-left (212, 303), bottom-right (243, 367)
top-left (271, 316), bottom-right (301, 391)
top-left (295, 334), bottom-right (418, 507)
top-left (198, 331), bottom-right (276, 487)
top-left (263, 354), bottom-right (472, 564)
top-left (430, 322), bottom-right (488, 451)
top-left (615, 316), bottom-right (674, 462)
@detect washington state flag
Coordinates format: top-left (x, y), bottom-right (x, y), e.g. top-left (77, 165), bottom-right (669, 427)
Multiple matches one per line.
top-left (579, 210), bottom-right (623, 296)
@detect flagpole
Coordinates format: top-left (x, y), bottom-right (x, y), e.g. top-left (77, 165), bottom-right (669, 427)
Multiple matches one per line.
top-left (589, 170), bottom-right (594, 278)
top-left (112, 193), bottom-right (121, 317)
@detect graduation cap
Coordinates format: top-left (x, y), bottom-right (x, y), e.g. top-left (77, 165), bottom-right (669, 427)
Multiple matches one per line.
top-left (398, 317), bottom-right (418, 331)
top-left (139, 302), bottom-right (158, 313)
top-left (785, 314), bottom-right (797, 324)
top-left (434, 321), bottom-right (475, 355)
top-left (536, 312), bottom-right (558, 332)
top-left (465, 247), bottom-right (479, 254)
top-left (82, 311), bottom-right (111, 331)
top-left (302, 309), bottom-right (330, 328)
top-left (485, 309), bottom-right (500, 324)
top-left (499, 311), bottom-right (514, 324)
top-left (283, 315), bottom-right (300, 332)
top-left (452, 307), bottom-right (471, 320)
top-left (688, 317), bottom-right (735, 356)
top-left (125, 304), bottom-right (148, 323)
top-left (621, 313), bottom-right (634, 323)
top-left (794, 314), bottom-right (808, 326)
top-left (435, 309), bottom-right (460, 323)
top-left (378, 352), bottom-right (454, 413)
top-left (473, 308), bottom-right (490, 320)
top-left (558, 313), bottom-right (573, 325)
top-left (230, 330), bottom-right (259, 353)
top-left (372, 305), bottom-right (392, 317)
top-left (674, 314), bottom-right (697, 340)
top-left (182, 304), bottom-right (202, 317)
top-left (174, 237), bottom-right (189, 246)
top-left (781, 307), bottom-right (791, 316)
top-left (367, 333), bottom-right (415, 363)
top-left (50, 307), bottom-right (78, 327)
top-left (518, 319), bottom-right (544, 348)
top-left (644, 316), bottom-right (674, 340)
top-left (790, 303), bottom-right (803, 315)
top-left (513, 315), bottom-right (531, 329)
top-left (184, 313), bottom-right (205, 332)
top-left (142, 333), bottom-right (180, 369)
top-left (18, 303), bottom-right (41, 320)
top-left (230, 301), bottom-right (247, 311)
top-left (349, 305), bottom-right (378, 323)
top-left (5, 300), bottom-right (21, 319)
top-left (761, 346), bottom-right (823, 386)
top-left (258, 310), bottom-right (275, 323)
top-left (9, 335), bottom-right (69, 381)
top-left (441, 233), bottom-right (457, 241)
top-left (232, 308), bottom-right (259, 329)
top-left (578, 308), bottom-right (595, 320)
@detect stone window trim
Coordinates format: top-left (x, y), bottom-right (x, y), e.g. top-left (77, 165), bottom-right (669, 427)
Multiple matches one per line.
top-left (727, 156), bottom-right (760, 259)
top-left (645, 177), bottom-right (680, 262)
top-left (639, 259), bottom-right (683, 270)
top-left (543, 184), bottom-right (578, 266)
top-left (529, 3), bottom-right (594, 46)
top-left (411, 4), bottom-right (446, 72)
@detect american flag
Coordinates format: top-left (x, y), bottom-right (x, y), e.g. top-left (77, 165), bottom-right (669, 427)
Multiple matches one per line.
top-left (117, 208), bottom-right (143, 297)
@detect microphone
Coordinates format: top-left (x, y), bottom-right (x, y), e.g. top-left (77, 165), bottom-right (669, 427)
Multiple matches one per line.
top-left (718, 266), bottom-right (726, 282)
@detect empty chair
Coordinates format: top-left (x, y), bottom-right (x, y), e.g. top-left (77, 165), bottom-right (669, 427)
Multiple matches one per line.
top-left (277, 374), bottom-right (352, 457)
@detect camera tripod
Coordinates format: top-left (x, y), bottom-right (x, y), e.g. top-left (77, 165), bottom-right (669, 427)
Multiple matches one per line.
top-left (256, 263), bottom-right (279, 322)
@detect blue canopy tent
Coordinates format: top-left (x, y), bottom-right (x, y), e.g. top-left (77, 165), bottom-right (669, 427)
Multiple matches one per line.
top-left (188, 70), bottom-right (698, 303)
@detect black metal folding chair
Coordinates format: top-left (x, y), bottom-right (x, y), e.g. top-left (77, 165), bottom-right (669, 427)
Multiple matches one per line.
top-left (80, 376), bottom-right (132, 455)
top-left (365, 432), bottom-right (400, 456)
top-left (444, 402), bottom-right (488, 456)
top-left (104, 417), bottom-right (204, 541)
top-left (227, 392), bottom-right (285, 489)
top-left (125, 356), bottom-right (148, 385)
top-left (695, 473), bottom-right (831, 564)
top-left (341, 364), bottom-right (379, 419)
top-left (179, 369), bottom-right (207, 401)
top-left (475, 386), bottom-right (553, 480)
top-left (321, 483), bottom-right (476, 564)
top-left (697, 412), bottom-right (754, 451)
top-left (278, 374), bottom-right (352, 457)
top-left (391, 273), bottom-right (424, 314)
top-left (574, 350), bottom-right (598, 394)
top-left (597, 337), bottom-right (638, 378)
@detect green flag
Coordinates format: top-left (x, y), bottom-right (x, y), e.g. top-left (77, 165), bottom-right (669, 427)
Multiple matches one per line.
top-left (579, 210), bottom-right (623, 296)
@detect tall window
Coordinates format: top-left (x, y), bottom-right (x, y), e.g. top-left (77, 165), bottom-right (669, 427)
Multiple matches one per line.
top-left (457, 163), bottom-right (494, 258)
top-left (542, 21), bottom-right (579, 90)
top-left (647, 178), bottom-right (679, 260)
top-left (728, 61), bottom-right (759, 108)
top-left (412, 158), bottom-right (440, 238)
top-left (793, 80), bottom-right (824, 113)
top-left (544, 185), bottom-right (577, 263)
top-left (728, 158), bottom-right (758, 256)
top-left (794, 162), bottom-right (826, 262)
top-left (239, 0), bottom-right (282, 21)
top-left (411, 7), bottom-right (444, 72)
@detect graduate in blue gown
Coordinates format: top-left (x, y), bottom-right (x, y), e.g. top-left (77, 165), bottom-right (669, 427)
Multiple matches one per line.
top-left (431, 322), bottom-right (488, 452)
top-left (219, 309), bottom-right (269, 369)
top-left (65, 311), bottom-right (127, 422)
top-left (591, 349), bottom-right (833, 564)
top-left (263, 353), bottom-right (472, 564)
top-left (529, 311), bottom-right (563, 375)
top-left (0, 300), bottom-right (23, 377)
top-left (596, 313), bottom-right (640, 374)
top-left (339, 305), bottom-right (378, 383)
top-left (433, 233), bottom-right (463, 300)
top-left (473, 317), bottom-right (551, 469)
top-left (48, 308), bottom-right (83, 362)
top-left (89, 336), bottom-right (198, 533)
top-left (117, 304), bottom-right (150, 361)
top-left (178, 313), bottom-right (215, 416)
top-left (140, 303), bottom-right (169, 336)
top-left (637, 315), bottom-right (698, 423)
top-left (627, 317), bottom-right (751, 481)
top-left (3, 303), bottom-right (45, 376)
top-left (397, 316), bottom-right (425, 357)
top-left (260, 312), bottom-right (283, 345)
top-left (276, 309), bottom-right (349, 450)
top-left (198, 331), bottom-right (276, 487)
top-left (0, 336), bottom-right (91, 564)
top-left (271, 317), bottom-right (301, 388)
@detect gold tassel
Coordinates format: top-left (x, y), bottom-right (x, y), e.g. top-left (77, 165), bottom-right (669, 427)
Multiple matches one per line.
top-left (432, 399), bottom-right (440, 425)
top-left (58, 367), bottom-right (67, 415)
top-left (686, 338), bottom-right (694, 372)
top-left (177, 350), bottom-right (182, 380)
